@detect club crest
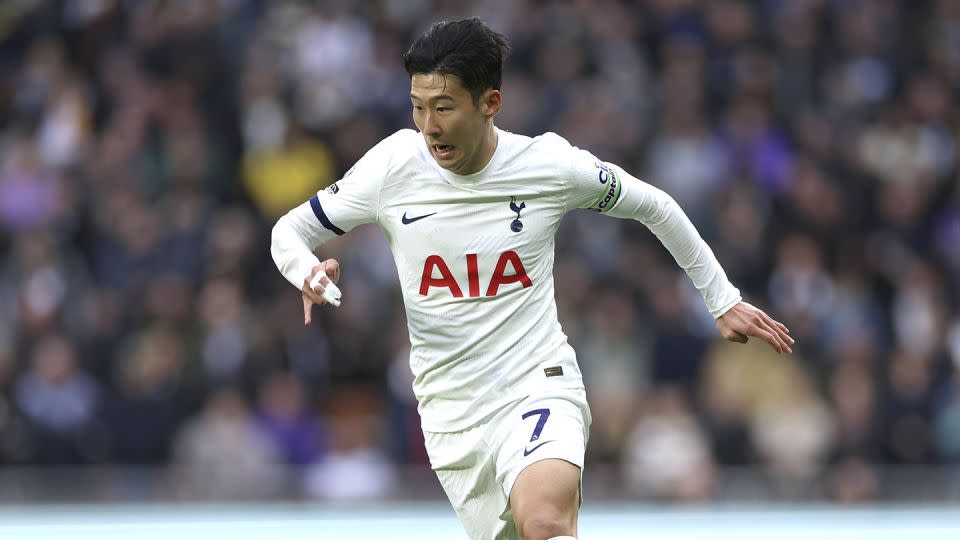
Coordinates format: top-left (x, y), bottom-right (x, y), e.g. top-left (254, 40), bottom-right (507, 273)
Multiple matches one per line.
top-left (509, 197), bottom-right (526, 233)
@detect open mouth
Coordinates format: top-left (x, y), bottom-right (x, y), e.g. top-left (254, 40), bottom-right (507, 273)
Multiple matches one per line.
top-left (432, 144), bottom-right (455, 159)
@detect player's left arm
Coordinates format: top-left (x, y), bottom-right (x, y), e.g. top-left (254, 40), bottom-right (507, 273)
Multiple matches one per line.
top-left (565, 152), bottom-right (792, 354)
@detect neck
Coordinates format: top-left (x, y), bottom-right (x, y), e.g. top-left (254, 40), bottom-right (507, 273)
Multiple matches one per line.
top-left (463, 124), bottom-right (498, 175)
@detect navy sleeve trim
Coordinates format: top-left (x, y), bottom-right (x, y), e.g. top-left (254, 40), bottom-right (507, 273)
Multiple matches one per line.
top-left (309, 195), bottom-right (345, 236)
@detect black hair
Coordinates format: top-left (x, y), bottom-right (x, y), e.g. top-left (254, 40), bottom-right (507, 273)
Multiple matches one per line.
top-left (403, 18), bottom-right (510, 102)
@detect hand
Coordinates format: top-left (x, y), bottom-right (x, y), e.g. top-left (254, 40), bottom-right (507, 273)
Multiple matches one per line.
top-left (301, 259), bottom-right (341, 325)
top-left (716, 301), bottom-right (794, 354)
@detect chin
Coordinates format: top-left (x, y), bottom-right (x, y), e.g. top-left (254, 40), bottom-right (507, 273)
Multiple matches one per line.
top-left (437, 158), bottom-right (461, 172)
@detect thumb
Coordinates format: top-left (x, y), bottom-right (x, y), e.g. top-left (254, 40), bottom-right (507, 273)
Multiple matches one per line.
top-left (730, 330), bottom-right (748, 343)
top-left (322, 259), bottom-right (341, 283)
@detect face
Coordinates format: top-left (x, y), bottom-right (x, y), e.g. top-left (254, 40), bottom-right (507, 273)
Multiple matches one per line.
top-left (410, 72), bottom-right (500, 175)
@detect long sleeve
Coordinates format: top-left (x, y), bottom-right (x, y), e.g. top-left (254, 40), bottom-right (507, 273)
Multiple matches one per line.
top-left (604, 165), bottom-right (741, 317)
top-left (271, 201), bottom-right (331, 289)
top-left (556, 131), bottom-right (741, 318)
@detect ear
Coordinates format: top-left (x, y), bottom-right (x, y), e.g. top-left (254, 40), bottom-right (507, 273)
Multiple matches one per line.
top-left (481, 89), bottom-right (502, 120)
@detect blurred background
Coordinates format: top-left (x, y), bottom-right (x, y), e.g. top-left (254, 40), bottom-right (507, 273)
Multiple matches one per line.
top-left (1, 0), bottom-right (959, 512)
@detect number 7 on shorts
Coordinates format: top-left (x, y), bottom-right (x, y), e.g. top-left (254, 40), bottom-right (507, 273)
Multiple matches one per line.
top-left (521, 408), bottom-right (551, 456)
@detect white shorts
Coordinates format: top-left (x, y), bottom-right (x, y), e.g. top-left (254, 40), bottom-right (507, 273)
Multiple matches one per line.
top-left (424, 389), bottom-right (591, 540)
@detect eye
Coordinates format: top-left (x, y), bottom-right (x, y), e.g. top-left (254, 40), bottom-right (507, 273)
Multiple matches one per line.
top-left (413, 105), bottom-right (423, 111)
top-left (436, 107), bottom-right (450, 113)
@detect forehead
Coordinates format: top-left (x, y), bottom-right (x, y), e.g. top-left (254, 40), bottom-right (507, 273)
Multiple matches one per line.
top-left (410, 72), bottom-right (470, 100)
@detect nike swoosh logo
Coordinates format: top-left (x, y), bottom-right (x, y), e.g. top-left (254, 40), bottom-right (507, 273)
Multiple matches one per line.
top-left (523, 440), bottom-right (553, 457)
top-left (401, 211), bottom-right (437, 225)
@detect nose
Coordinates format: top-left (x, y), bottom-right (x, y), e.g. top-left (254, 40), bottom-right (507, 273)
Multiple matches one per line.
top-left (423, 111), bottom-right (441, 138)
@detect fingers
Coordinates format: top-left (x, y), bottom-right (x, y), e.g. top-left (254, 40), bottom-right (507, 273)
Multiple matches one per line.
top-left (311, 272), bottom-right (331, 295)
top-left (302, 277), bottom-right (327, 304)
top-left (755, 310), bottom-right (794, 352)
top-left (322, 259), bottom-right (341, 283)
top-left (762, 313), bottom-right (794, 350)
top-left (301, 260), bottom-right (343, 324)
top-left (759, 309), bottom-right (791, 335)
top-left (749, 316), bottom-right (792, 354)
top-left (773, 318), bottom-right (790, 335)
top-left (303, 295), bottom-right (313, 325)
top-left (302, 265), bottom-right (332, 301)
top-left (301, 279), bottom-right (325, 327)
top-left (740, 303), bottom-right (793, 353)
top-left (308, 260), bottom-right (340, 295)
top-left (744, 324), bottom-right (785, 353)
top-left (717, 302), bottom-right (795, 354)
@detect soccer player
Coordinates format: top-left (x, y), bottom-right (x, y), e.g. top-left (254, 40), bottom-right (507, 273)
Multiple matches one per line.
top-left (271, 17), bottom-right (793, 540)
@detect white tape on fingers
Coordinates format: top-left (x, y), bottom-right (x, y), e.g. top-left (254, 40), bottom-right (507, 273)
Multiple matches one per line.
top-left (309, 270), bottom-right (342, 307)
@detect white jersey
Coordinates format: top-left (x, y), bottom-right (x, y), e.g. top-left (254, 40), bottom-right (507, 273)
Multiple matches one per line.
top-left (271, 127), bottom-right (741, 432)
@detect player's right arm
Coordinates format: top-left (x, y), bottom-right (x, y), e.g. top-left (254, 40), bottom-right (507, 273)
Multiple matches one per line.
top-left (271, 132), bottom-right (397, 322)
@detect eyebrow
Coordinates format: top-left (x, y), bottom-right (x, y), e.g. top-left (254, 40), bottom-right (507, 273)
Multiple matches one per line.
top-left (410, 94), bottom-right (455, 103)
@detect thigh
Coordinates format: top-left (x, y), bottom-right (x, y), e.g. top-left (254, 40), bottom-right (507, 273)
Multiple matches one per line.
top-left (495, 391), bottom-right (591, 522)
top-left (424, 428), bottom-right (519, 540)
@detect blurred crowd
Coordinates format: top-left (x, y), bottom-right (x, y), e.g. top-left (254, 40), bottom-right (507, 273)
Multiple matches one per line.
top-left (1, 0), bottom-right (959, 502)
